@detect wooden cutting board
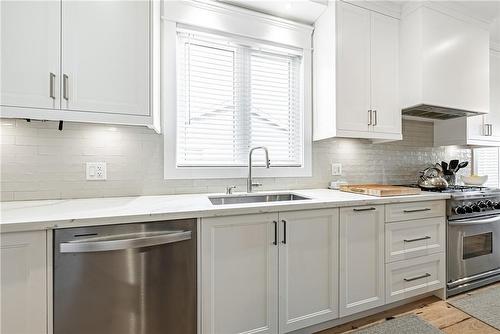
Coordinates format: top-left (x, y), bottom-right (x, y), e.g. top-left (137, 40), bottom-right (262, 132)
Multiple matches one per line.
top-left (339, 184), bottom-right (421, 197)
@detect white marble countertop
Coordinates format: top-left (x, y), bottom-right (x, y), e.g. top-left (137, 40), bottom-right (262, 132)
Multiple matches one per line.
top-left (0, 189), bottom-right (450, 233)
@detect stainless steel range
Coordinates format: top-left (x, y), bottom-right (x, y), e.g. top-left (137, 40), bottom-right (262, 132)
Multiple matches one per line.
top-left (444, 186), bottom-right (500, 296)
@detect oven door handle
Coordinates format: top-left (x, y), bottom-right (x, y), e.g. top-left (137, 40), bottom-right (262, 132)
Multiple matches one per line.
top-left (448, 215), bottom-right (500, 226)
top-left (60, 230), bottom-right (192, 253)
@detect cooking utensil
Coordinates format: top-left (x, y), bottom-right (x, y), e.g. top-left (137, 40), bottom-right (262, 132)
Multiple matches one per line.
top-left (455, 161), bottom-right (468, 172)
top-left (449, 160), bottom-right (459, 172)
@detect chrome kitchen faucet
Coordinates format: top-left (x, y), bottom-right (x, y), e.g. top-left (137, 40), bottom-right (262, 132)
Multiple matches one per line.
top-left (247, 147), bottom-right (270, 193)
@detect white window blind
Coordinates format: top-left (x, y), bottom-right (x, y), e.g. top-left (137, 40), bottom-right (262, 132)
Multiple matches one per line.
top-left (176, 29), bottom-right (303, 167)
top-left (474, 148), bottom-right (500, 188)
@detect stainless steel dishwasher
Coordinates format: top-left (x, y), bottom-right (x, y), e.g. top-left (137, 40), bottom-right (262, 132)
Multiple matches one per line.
top-left (54, 219), bottom-right (197, 334)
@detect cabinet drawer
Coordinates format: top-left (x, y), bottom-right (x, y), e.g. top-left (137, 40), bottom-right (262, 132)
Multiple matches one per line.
top-left (385, 217), bottom-right (445, 263)
top-left (385, 201), bottom-right (445, 222)
top-left (385, 253), bottom-right (445, 303)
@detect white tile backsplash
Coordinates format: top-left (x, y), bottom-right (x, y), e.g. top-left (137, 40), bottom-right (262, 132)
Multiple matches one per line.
top-left (0, 118), bottom-right (471, 201)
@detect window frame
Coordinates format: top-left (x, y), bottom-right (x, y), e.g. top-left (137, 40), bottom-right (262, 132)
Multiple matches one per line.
top-left (473, 147), bottom-right (500, 188)
top-left (162, 2), bottom-right (313, 180)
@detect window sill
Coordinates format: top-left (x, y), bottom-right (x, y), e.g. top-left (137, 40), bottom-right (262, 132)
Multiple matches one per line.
top-left (163, 165), bottom-right (312, 180)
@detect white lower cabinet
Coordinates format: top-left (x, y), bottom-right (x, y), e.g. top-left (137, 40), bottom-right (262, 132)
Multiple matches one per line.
top-left (339, 205), bottom-right (385, 317)
top-left (384, 202), bottom-right (446, 304)
top-left (385, 253), bottom-right (445, 303)
top-left (278, 210), bottom-right (339, 333)
top-left (1, 231), bottom-right (47, 334)
top-left (385, 217), bottom-right (445, 263)
top-left (201, 213), bottom-right (279, 334)
top-left (201, 208), bottom-right (339, 334)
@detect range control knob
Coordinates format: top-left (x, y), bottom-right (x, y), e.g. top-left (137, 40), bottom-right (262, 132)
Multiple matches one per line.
top-left (454, 206), bottom-right (467, 215)
top-left (478, 201), bottom-right (488, 209)
top-left (485, 200), bottom-right (494, 208)
top-left (471, 204), bottom-right (481, 212)
top-left (495, 202), bottom-right (500, 210)
top-left (464, 205), bottom-right (474, 214)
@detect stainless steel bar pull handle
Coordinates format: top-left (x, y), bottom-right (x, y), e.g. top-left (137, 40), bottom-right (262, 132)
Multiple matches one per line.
top-left (281, 220), bottom-right (287, 244)
top-left (49, 72), bottom-right (56, 99)
top-left (403, 208), bottom-right (431, 213)
top-left (373, 110), bottom-right (377, 126)
top-left (403, 273), bottom-right (431, 282)
top-left (449, 215), bottom-right (500, 225)
top-left (60, 230), bottom-right (191, 253)
top-left (485, 124), bottom-right (493, 136)
top-left (404, 236), bottom-right (431, 243)
top-left (63, 74), bottom-right (69, 101)
top-left (368, 110), bottom-right (372, 125)
top-left (273, 221), bottom-right (278, 245)
top-left (353, 207), bottom-right (376, 212)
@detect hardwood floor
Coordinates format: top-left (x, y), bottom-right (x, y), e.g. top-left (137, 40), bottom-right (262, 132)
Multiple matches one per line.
top-left (317, 283), bottom-right (500, 334)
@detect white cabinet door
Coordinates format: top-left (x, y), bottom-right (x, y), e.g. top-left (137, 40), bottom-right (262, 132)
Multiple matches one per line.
top-left (1, 0), bottom-right (60, 109)
top-left (370, 12), bottom-right (401, 135)
top-left (485, 50), bottom-right (500, 140)
top-left (278, 209), bottom-right (339, 333)
top-left (1, 231), bottom-right (47, 334)
top-left (467, 115), bottom-right (487, 140)
top-left (201, 214), bottom-right (278, 334)
top-left (336, 2), bottom-right (371, 133)
top-left (61, 0), bottom-right (150, 116)
top-left (339, 205), bottom-right (385, 317)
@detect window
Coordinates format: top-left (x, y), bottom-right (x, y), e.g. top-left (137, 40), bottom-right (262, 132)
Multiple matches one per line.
top-left (163, 2), bottom-right (313, 179)
top-left (473, 147), bottom-right (500, 188)
top-left (176, 29), bottom-right (302, 168)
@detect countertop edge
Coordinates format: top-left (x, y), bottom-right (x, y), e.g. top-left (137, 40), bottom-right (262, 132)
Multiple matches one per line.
top-left (0, 190), bottom-right (451, 233)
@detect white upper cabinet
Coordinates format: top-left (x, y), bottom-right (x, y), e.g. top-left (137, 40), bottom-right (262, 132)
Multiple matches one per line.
top-left (370, 11), bottom-right (401, 135)
top-left (0, 0), bottom-right (158, 130)
top-left (314, 1), bottom-right (401, 142)
top-left (278, 209), bottom-right (339, 333)
top-left (61, 1), bottom-right (150, 116)
top-left (400, 4), bottom-right (490, 114)
top-left (336, 3), bottom-right (371, 134)
top-left (339, 205), bottom-right (385, 317)
top-left (1, 1), bottom-right (60, 109)
top-left (434, 49), bottom-right (500, 146)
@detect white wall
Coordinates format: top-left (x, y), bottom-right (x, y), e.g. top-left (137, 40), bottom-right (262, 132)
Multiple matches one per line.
top-left (0, 119), bottom-right (471, 201)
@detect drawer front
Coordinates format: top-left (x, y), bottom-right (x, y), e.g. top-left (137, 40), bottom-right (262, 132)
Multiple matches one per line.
top-left (385, 201), bottom-right (445, 222)
top-left (386, 253), bottom-right (445, 303)
top-left (385, 217), bottom-right (445, 263)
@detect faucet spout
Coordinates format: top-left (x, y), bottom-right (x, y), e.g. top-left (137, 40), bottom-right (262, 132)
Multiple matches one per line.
top-left (247, 147), bottom-right (270, 193)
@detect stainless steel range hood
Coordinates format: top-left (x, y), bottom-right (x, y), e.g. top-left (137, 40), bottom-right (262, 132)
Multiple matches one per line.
top-left (402, 104), bottom-right (484, 120)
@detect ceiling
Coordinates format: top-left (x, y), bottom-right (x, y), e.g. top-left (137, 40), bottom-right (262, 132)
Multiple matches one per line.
top-left (219, 0), bottom-right (500, 43)
top-left (219, 0), bottom-right (328, 24)
top-left (445, 1), bottom-right (500, 23)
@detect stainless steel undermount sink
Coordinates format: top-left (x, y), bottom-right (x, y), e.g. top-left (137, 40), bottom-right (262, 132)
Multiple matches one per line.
top-left (209, 193), bottom-right (311, 205)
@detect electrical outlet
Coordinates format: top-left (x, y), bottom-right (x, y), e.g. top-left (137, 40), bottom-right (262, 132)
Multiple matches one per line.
top-left (331, 163), bottom-right (342, 176)
top-left (86, 162), bottom-right (107, 181)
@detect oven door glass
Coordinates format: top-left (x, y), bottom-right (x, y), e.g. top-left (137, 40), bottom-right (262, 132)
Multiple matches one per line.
top-left (463, 232), bottom-right (493, 259)
top-left (447, 216), bottom-right (500, 283)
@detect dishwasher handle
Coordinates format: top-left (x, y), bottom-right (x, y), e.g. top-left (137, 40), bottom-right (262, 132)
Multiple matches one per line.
top-left (60, 230), bottom-right (192, 253)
